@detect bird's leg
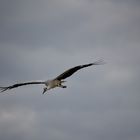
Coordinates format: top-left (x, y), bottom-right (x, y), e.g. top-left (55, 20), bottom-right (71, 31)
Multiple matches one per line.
top-left (62, 85), bottom-right (67, 88)
top-left (60, 85), bottom-right (67, 88)
top-left (60, 80), bottom-right (67, 88)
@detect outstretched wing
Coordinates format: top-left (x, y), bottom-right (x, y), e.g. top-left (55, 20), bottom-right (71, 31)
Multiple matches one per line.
top-left (0, 81), bottom-right (45, 92)
top-left (55, 60), bottom-right (105, 80)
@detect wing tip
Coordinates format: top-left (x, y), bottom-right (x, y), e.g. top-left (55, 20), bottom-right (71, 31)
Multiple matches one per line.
top-left (0, 87), bottom-right (9, 93)
top-left (92, 59), bottom-right (106, 65)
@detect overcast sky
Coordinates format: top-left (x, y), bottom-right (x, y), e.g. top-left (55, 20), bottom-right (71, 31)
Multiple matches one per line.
top-left (0, 0), bottom-right (140, 140)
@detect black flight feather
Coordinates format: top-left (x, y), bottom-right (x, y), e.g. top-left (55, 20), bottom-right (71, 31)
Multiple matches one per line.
top-left (0, 81), bottom-right (45, 92)
top-left (55, 59), bottom-right (105, 80)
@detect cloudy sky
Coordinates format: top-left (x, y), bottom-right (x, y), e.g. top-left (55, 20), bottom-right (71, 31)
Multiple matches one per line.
top-left (0, 0), bottom-right (140, 140)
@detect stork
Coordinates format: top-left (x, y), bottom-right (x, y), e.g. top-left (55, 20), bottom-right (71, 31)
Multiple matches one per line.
top-left (0, 60), bottom-right (105, 94)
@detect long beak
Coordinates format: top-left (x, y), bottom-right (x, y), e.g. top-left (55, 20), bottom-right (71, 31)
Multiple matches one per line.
top-left (42, 88), bottom-right (47, 94)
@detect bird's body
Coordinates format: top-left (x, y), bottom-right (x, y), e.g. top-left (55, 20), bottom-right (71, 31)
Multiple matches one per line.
top-left (43, 79), bottom-right (66, 93)
top-left (0, 60), bottom-right (104, 94)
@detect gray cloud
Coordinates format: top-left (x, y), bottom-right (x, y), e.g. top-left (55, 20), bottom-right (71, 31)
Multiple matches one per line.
top-left (0, 0), bottom-right (140, 140)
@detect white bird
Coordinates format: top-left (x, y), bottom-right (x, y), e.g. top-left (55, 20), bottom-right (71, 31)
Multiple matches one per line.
top-left (0, 60), bottom-right (105, 94)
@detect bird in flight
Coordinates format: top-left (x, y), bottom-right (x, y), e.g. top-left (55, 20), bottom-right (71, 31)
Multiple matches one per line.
top-left (0, 60), bottom-right (104, 94)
